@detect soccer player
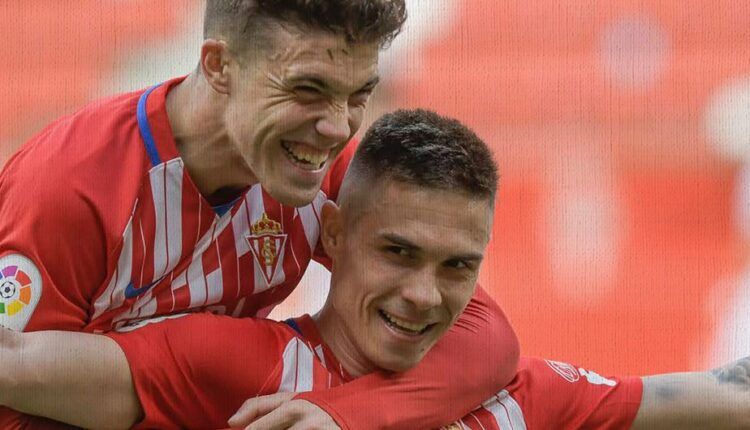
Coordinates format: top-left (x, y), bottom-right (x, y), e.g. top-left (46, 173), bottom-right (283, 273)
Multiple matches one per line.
top-left (0, 1), bottom-right (519, 429)
top-left (1, 110), bottom-right (748, 430)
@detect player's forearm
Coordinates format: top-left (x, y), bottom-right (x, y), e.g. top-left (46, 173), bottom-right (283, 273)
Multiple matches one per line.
top-left (632, 356), bottom-right (750, 429)
top-left (0, 330), bottom-right (141, 429)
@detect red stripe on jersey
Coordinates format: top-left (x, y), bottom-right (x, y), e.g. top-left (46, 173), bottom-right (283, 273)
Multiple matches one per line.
top-left (214, 222), bottom-right (240, 309)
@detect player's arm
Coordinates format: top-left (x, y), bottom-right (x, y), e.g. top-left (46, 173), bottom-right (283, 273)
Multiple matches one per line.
top-left (269, 287), bottom-right (519, 430)
top-left (0, 327), bottom-right (141, 429)
top-left (631, 356), bottom-right (750, 429)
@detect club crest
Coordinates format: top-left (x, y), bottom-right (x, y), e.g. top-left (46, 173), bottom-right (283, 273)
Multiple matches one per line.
top-left (246, 213), bottom-right (287, 287)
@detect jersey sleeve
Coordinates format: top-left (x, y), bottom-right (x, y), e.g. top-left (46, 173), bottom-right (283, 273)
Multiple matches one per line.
top-left (312, 140), bottom-right (358, 271)
top-left (474, 357), bottom-right (643, 430)
top-left (295, 286), bottom-right (520, 430)
top-left (0, 129), bottom-right (109, 332)
top-left (0, 407), bottom-right (79, 430)
top-left (105, 313), bottom-right (289, 429)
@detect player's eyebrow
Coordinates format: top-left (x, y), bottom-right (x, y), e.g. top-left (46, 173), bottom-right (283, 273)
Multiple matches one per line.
top-left (289, 74), bottom-right (380, 93)
top-left (382, 232), bottom-right (484, 262)
top-left (448, 252), bottom-right (484, 263)
top-left (381, 233), bottom-right (420, 251)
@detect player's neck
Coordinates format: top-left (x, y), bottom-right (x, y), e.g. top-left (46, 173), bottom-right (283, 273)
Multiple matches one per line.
top-left (315, 307), bottom-right (376, 378)
top-left (166, 72), bottom-right (258, 199)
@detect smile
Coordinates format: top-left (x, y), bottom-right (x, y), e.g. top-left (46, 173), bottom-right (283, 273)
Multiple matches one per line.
top-left (378, 309), bottom-right (435, 336)
top-left (281, 140), bottom-right (328, 170)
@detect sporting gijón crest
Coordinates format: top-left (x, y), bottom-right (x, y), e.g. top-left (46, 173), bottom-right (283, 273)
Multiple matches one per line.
top-left (246, 213), bottom-right (288, 288)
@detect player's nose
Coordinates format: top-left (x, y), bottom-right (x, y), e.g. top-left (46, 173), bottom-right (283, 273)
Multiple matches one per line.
top-left (400, 270), bottom-right (442, 311)
top-left (315, 103), bottom-right (351, 143)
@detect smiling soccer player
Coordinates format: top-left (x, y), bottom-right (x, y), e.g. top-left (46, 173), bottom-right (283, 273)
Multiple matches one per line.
top-left (0, 110), bottom-right (747, 430)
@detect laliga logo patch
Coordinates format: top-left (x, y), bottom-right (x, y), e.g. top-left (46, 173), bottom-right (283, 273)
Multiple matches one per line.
top-left (545, 359), bottom-right (581, 383)
top-left (0, 254), bottom-right (42, 331)
top-left (246, 213), bottom-right (287, 288)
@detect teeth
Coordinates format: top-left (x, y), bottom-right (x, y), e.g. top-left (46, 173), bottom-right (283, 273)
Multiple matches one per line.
top-left (381, 310), bottom-right (429, 333)
top-left (282, 141), bottom-right (328, 167)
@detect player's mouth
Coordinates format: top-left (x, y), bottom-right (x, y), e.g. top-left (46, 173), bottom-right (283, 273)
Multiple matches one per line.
top-left (281, 140), bottom-right (329, 171)
top-left (378, 309), bottom-right (435, 336)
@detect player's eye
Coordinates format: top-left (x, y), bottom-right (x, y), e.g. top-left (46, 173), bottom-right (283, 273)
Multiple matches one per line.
top-left (349, 89), bottom-right (372, 106)
top-left (444, 259), bottom-right (471, 270)
top-left (294, 85), bottom-right (323, 100)
top-left (385, 245), bottom-right (410, 258)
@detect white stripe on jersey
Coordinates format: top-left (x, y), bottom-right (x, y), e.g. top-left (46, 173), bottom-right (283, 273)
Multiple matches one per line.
top-left (91, 215), bottom-right (135, 320)
top-left (483, 390), bottom-right (527, 430)
top-left (205, 267), bottom-right (224, 306)
top-left (186, 254), bottom-right (207, 308)
top-left (279, 338), bottom-right (314, 393)
top-left (149, 159), bottom-right (184, 279)
top-left (297, 192), bottom-right (327, 252)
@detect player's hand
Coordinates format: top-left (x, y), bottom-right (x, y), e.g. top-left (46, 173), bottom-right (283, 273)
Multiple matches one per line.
top-left (228, 392), bottom-right (340, 430)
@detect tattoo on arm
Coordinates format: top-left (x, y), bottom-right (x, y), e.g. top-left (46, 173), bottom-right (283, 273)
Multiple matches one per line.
top-left (711, 356), bottom-right (750, 391)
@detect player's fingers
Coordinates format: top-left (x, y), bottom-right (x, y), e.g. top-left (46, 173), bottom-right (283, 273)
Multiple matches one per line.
top-left (242, 403), bottom-right (297, 430)
top-left (287, 421), bottom-right (338, 430)
top-left (228, 392), bottom-right (295, 427)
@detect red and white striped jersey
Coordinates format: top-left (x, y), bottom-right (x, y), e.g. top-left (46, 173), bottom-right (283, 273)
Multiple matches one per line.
top-left (0, 77), bottom-right (352, 333)
top-left (105, 313), bottom-right (642, 430)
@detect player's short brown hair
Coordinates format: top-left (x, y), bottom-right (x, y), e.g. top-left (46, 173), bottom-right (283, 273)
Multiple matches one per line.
top-left (349, 109), bottom-right (499, 202)
top-left (204, 0), bottom-right (407, 52)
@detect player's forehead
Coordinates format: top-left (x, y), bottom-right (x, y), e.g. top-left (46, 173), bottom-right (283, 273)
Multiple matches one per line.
top-left (266, 27), bottom-right (381, 94)
top-left (356, 180), bottom-right (493, 255)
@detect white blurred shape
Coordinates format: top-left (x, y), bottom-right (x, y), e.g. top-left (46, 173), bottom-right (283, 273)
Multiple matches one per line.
top-left (709, 270), bottom-right (750, 364)
top-left (545, 147), bottom-right (622, 304)
top-left (735, 164), bottom-right (750, 240)
top-left (704, 77), bottom-right (750, 163)
top-left (380, 0), bottom-right (460, 76)
top-left (269, 261), bottom-right (331, 321)
top-left (599, 14), bottom-right (670, 90)
top-left (708, 164), bottom-right (750, 365)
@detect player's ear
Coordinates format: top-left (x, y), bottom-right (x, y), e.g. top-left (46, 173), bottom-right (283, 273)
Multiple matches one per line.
top-left (200, 39), bottom-right (231, 95)
top-left (321, 200), bottom-right (345, 257)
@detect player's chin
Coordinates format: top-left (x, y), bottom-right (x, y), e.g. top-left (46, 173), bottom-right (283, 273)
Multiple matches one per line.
top-left (378, 341), bottom-right (438, 372)
top-left (377, 352), bottom-right (425, 373)
top-left (266, 177), bottom-right (325, 208)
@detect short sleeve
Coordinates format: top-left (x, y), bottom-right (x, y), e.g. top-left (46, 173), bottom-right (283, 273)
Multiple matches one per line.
top-left (500, 357), bottom-right (643, 429)
top-left (106, 313), bottom-right (289, 429)
top-left (0, 132), bottom-right (108, 332)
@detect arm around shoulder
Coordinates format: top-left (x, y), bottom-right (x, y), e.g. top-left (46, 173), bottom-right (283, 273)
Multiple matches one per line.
top-left (0, 328), bottom-right (140, 429)
top-left (631, 356), bottom-right (750, 430)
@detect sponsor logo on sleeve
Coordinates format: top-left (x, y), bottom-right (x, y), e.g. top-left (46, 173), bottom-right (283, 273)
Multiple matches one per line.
top-left (546, 359), bottom-right (618, 387)
top-left (0, 254), bottom-right (42, 331)
top-left (579, 368), bottom-right (617, 386)
top-left (545, 359), bottom-right (581, 383)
